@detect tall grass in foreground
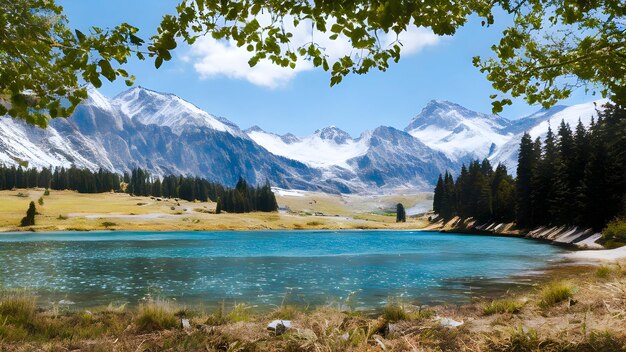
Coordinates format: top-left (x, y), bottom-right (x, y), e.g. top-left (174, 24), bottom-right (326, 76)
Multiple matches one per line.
top-left (135, 299), bottom-right (178, 332)
top-left (0, 290), bottom-right (36, 326)
top-left (382, 300), bottom-right (434, 322)
top-left (538, 281), bottom-right (574, 308)
top-left (483, 298), bottom-right (524, 315)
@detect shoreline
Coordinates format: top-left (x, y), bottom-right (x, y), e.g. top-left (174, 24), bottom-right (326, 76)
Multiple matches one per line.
top-left (0, 259), bottom-right (623, 351)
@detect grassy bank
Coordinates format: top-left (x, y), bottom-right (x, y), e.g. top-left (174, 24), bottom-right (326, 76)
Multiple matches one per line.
top-left (0, 262), bottom-right (624, 351)
top-left (0, 189), bottom-right (429, 232)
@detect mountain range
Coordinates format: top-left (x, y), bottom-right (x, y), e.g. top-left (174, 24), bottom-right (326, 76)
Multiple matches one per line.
top-left (0, 86), bottom-right (605, 194)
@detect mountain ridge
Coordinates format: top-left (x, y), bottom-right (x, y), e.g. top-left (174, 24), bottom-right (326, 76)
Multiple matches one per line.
top-left (0, 87), bottom-right (604, 194)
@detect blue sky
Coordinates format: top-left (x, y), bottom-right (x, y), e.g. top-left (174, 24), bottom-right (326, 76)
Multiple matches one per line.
top-left (59, 1), bottom-right (593, 137)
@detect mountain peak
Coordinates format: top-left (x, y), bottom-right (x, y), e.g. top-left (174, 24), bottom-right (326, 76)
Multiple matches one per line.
top-left (85, 86), bottom-right (113, 111)
top-left (244, 125), bottom-right (265, 133)
top-left (314, 126), bottom-right (352, 144)
top-left (112, 87), bottom-right (237, 135)
top-left (406, 100), bottom-right (510, 133)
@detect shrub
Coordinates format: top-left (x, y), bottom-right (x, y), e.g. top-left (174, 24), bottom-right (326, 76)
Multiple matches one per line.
top-left (43, 188), bottom-right (50, 196)
top-left (596, 265), bottom-right (613, 279)
top-left (601, 219), bottom-right (626, 249)
top-left (507, 325), bottom-right (539, 351)
top-left (20, 201), bottom-right (36, 227)
top-left (227, 303), bottom-right (251, 322)
top-left (57, 214), bottom-right (68, 220)
top-left (37, 197), bottom-right (44, 206)
top-left (588, 330), bottom-right (624, 351)
top-left (135, 300), bottom-right (178, 332)
top-left (382, 302), bottom-right (410, 322)
top-left (538, 281), bottom-right (573, 308)
top-left (101, 221), bottom-right (117, 229)
top-left (0, 291), bottom-right (37, 326)
top-left (483, 298), bottom-right (524, 315)
top-left (205, 302), bottom-right (227, 325)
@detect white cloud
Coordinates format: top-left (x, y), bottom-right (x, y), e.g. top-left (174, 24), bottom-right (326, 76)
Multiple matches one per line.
top-left (185, 18), bottom-right (441, 88)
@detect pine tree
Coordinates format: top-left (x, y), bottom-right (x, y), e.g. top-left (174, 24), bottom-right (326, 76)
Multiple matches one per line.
top-left (441, 171), bottom-right (456, 220)
top-left (491, 164), bottom-right (515, 222)
top-left (215, 196), bottom-right (222, 214)
top-left (433, 174), bottom-right (444, 215)
top-left (551, 120), bottom-right (576, 224)
top-left (396, 203), bottom-right (406, 223)
top-left (516, 133), bottom-right (537, 228)
top-left (532, 126), bottom-right (558, 225)
top-left (455, 165), bottom-right (469, 217)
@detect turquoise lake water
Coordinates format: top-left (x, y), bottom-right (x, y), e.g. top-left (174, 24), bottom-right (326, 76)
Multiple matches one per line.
top-left (0, 231), bottom-right (570, 308)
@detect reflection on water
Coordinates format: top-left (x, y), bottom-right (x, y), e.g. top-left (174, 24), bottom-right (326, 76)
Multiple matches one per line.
top-left (0, 230), bottom-right (570, 308)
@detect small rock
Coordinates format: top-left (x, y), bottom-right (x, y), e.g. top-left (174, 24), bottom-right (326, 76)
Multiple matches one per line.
top-left (58, 299), bottom-right (75, 305)
top-left (341, 332), bottom-right (349, 341)
top-left (181, 318), bottom-right (191, 330)
top-left (438, 317), bottom-right (463, 328)
top-left (267, 320), bottom-right (292, 335)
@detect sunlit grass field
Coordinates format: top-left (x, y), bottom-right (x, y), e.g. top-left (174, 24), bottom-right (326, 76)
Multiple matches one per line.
top-left (0, 189), bottom-right (430, 232)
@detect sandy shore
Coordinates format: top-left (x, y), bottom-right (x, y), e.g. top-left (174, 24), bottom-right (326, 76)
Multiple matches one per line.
top-left (567, 246), bottom-right (626, 261)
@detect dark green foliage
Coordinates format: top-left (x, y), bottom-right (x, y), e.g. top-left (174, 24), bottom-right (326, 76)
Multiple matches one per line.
top-left (514, 134), bottom-right (535, 227)
top-left (0, 165), bottom-right (120, 194)
top-left (396, 203), bottom-right (406, 223)
top-left (20, 201), bottom-right (36, 227)
top-left (433, 175), bottom-right (444, 215)
top-left (439, 171), bottom-right (457, 220)
top-left (126, 170), bottom-right (278, 213)
top-left (531, 126), bottom-right (558, 225)
top-left (215, 197), bottom-right (222, 214)
top-left (434, 102), bottom-right (625, 231)
top-left (434, 160), bottom-right (516, 223)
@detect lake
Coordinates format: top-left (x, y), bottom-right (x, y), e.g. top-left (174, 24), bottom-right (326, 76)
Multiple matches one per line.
top-left (0, 230), bottom-right (570, 309)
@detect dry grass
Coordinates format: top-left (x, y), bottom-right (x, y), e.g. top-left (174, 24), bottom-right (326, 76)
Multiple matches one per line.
top-left (596, 265), bottom-right (614, 279)
top-left (135, 299), bottom-right (179, 332)
top-left (483, 298), bottom-right (525, 315)
top-left (537, 281), bottom-right (574, 308)
top-left (0, 189), bottom-right (429, 232)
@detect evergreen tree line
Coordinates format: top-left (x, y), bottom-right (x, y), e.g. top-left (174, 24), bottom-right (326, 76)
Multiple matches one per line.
top-left (433, 160), bottom-right (516, 223)
top-left (0, 165), bottom-right (121, 193)
top-left (0, 164), bottom-right (279, 213)
top-left (434, 102), bottom-right (625, 231)
top-left (125, 168), bottom-right (278, 213)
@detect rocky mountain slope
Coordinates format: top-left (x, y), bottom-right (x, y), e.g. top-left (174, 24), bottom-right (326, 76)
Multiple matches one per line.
top-left (0, 87), bottom-right (605, 193)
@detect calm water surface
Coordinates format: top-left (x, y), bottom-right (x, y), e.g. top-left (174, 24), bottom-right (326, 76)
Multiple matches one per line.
top-left (0, 231), bottom-right (570, 308)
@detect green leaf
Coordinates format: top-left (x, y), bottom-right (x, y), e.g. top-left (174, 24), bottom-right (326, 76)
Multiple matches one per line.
top-left (75, 29), bottom-right (86, 43)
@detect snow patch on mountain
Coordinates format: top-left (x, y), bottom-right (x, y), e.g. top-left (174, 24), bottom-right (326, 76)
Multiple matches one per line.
top-left (405, 100), bottom-right (512, 161)
top-left (247, 126), bottom-right (370, 169)
top-left (113, 87), bottom-right (237, 135)
top-left (0, 116), bottom-right (100, 170)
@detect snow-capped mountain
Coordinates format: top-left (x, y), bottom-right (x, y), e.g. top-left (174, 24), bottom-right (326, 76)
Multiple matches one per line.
top-left (247, 124), bottom-right (456, 191)
top-left (404, 100), bottom-right (511, 162)
top-left (489, 100), bottom-right (606, 174)
top-left (247, 125), bottom-right (370, 170)
top-left (0, 86), bottom-right (606, 194)
top-left (112, 86), bottom-right (241, 136)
